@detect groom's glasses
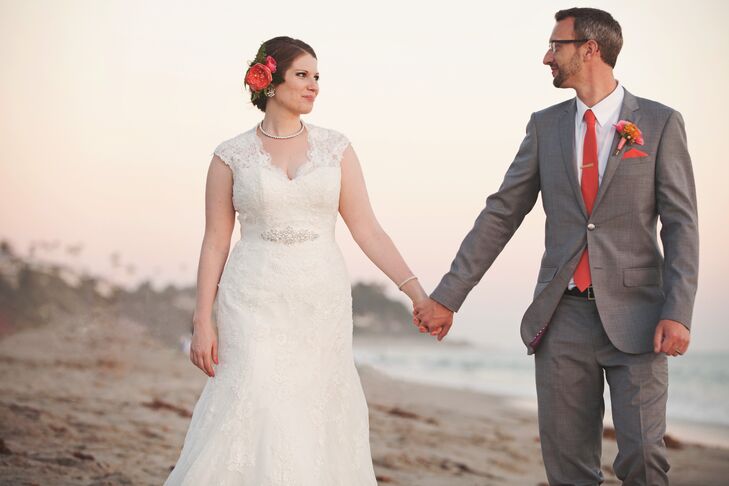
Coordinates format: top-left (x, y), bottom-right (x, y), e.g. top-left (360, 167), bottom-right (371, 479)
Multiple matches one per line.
top-left (548, 39), bottom-right (588, 53)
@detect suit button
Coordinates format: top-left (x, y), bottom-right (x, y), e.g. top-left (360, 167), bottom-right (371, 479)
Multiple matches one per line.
top-left (587, 223), bottom-right (596, 231)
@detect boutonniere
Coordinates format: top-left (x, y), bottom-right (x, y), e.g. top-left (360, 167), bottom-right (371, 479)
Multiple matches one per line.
top-left (613, 120), bottom-right (644, 156)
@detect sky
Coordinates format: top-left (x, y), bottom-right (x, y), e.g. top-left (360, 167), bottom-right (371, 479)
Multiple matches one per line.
top-left (1, 0), bottom-right (728, 351)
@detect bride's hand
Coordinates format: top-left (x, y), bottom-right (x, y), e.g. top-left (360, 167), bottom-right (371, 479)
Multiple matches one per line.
top-left (406, 287), bottom-right (435, 333)
top-left (190, 321), bottom-right (219, 377)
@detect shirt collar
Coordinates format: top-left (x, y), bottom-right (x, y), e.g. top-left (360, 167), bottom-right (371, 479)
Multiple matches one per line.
top-left (575, 83), bottom-right (625, 127)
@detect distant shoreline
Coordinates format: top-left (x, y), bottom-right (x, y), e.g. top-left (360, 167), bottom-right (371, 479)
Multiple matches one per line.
top-left (353, 337), bottom-right (729, 450)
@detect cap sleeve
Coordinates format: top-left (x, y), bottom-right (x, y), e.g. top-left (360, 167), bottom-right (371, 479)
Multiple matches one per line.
top-left (213, 139), bottom-right (236, 172)
top-left (330, 130), bottom-right (351, 166)
top-left (308, 125), bottom-right (351, 168)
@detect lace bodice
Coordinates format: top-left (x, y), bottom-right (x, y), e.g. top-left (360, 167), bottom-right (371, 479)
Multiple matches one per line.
top-left (213, 124), bottom-right (350, 243)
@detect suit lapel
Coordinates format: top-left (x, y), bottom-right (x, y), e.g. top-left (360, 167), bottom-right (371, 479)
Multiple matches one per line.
top-left (593, 89), bottom-right (641, 212)
top-left (559, 99), bottom-right (587, 218)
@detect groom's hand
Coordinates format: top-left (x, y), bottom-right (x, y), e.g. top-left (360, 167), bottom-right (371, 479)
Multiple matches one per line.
top-left (413, 298), bottom-right (454, 341)
top-left (653, 319), bottom-right (690, 357)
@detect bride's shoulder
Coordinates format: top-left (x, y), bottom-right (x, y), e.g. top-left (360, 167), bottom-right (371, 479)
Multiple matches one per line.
top-left (307, 124), bottom-right (351, 164)
top-left (307, 123), bottom-right (350, 145)
top-left (213, 127), bottom-right (258, 169)
top-left (215, 127), bottom-right (257, 152)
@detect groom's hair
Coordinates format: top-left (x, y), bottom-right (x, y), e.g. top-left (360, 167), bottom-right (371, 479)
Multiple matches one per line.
top-left (555, 8), bottom-right (623, 68)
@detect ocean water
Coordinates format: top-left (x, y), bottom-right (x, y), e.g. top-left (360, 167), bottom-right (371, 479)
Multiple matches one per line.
top-left (353, 341), bottom-right (729, 427)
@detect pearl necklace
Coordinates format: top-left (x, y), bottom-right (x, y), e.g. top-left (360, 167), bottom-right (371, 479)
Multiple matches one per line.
top-left (258, 120), bottom-right (305, 140)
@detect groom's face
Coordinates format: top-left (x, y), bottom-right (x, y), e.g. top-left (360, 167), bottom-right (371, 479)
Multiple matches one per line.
top-left (544, 18), bottom-right (583, 89)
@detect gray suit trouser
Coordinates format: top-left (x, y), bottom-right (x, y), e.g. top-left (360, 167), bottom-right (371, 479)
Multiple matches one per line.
top-left (535, 294), bottom-right (669, 486)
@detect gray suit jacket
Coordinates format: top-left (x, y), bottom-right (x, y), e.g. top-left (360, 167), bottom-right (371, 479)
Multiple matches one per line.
top-left (431, 89), bottom-right (699, 355)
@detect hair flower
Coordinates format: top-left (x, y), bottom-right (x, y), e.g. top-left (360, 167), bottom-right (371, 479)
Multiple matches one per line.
top-left (245, 64), bottom-right (273, 92)
top-left (265, 55), bottom-right (277, 73)
top-left (244, 43), bottom-right (282, 101)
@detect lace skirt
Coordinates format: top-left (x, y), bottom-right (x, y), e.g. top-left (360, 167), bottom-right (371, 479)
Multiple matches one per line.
top-left (164, 240), bottom-right (377, 486)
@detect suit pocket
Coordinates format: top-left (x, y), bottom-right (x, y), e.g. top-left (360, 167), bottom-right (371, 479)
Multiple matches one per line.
top-left (617, 157), bottom-right (653, 172)
top-left (538, 266), bottom-right (558, 283)
top-left (623, 267), bottom-right (660, 287)
top-left (623, 155), bottom-right (651, 163)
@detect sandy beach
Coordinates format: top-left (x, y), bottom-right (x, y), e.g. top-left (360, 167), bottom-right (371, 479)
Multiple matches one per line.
top-left (1, 308), bottom-right (728, 486)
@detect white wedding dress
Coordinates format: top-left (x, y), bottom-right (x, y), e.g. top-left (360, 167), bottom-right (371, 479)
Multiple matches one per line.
top-left (164, 124), bottom-right (377, 485)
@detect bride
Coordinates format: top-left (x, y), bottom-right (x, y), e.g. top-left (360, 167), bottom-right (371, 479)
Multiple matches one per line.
top-left (164, 36), bottom-right (431, 485)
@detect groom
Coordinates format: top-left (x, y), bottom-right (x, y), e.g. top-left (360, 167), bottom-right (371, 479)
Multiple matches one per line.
top-left (415, 7), bottom-right (698, 485)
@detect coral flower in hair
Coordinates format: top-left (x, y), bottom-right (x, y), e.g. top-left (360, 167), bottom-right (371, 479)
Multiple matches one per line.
top-left (265, 55), bottom-right (277, 73)
top-left (244, 43), bottom-right (283, 101)
top-left (245, 64), bottom-right (273, 92)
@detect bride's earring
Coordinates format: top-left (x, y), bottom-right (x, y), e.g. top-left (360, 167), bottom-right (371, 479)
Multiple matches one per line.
top-left (264, 85), bottom-right (275, 98)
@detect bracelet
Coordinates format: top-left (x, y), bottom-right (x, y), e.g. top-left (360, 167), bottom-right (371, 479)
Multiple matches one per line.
top-left (397, 276), bottom-right (418, 291)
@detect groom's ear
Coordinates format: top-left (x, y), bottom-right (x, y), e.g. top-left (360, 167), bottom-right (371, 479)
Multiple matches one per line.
top-left (583, 39), bottom-right (601, 62)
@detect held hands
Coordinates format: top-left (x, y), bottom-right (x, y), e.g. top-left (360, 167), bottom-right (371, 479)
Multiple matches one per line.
top-left (412, 298), bottom-right (454, 341)
top-left (190, 320), bottom-right (219, 377)
top-left (398, 278), bottom-right (454, 341)
top-left (653, 319), bottom-right (690, 357)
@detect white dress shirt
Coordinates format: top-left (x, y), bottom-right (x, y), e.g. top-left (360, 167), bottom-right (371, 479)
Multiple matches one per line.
top-left (574, 83), bottom-right (624, 184)
top-left (568, 82), bottom-right (625, 289)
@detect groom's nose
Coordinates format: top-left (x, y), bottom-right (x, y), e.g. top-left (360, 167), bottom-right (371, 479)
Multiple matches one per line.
top-left (543, 49), bottom-right (554, 65)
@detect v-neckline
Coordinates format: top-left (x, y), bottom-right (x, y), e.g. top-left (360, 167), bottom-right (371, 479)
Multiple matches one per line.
top-left (252, 123), bottom-right (314, 182)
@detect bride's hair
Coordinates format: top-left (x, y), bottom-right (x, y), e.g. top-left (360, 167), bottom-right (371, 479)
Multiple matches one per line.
top-left (250, 36), bottom-right (317, 112)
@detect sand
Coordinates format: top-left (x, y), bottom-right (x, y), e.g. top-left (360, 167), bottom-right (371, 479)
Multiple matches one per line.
top-left (1, 312), bottom-right (728, 485)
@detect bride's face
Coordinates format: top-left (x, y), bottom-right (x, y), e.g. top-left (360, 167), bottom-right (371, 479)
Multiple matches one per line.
top-left (270, 53), bottom-right (319, 114)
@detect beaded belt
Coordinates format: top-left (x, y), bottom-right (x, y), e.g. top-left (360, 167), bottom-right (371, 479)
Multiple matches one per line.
top-left (260, 226), bottom-right (319, 245)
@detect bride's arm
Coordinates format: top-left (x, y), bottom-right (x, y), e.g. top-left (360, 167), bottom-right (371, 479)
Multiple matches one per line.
top-left (190, 155), bottom-right (236, 376)
top-left (339, 145), bottom-right (428, 305)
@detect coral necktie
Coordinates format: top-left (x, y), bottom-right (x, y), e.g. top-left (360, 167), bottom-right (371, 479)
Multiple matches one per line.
top-left (574, 109), bottom-right (599, 292)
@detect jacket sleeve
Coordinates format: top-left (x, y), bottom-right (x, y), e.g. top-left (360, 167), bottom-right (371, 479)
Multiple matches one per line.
top-left (430, 113), bottom-right (541, 312)
top-left (655, 110), bottom-right (699, 329)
